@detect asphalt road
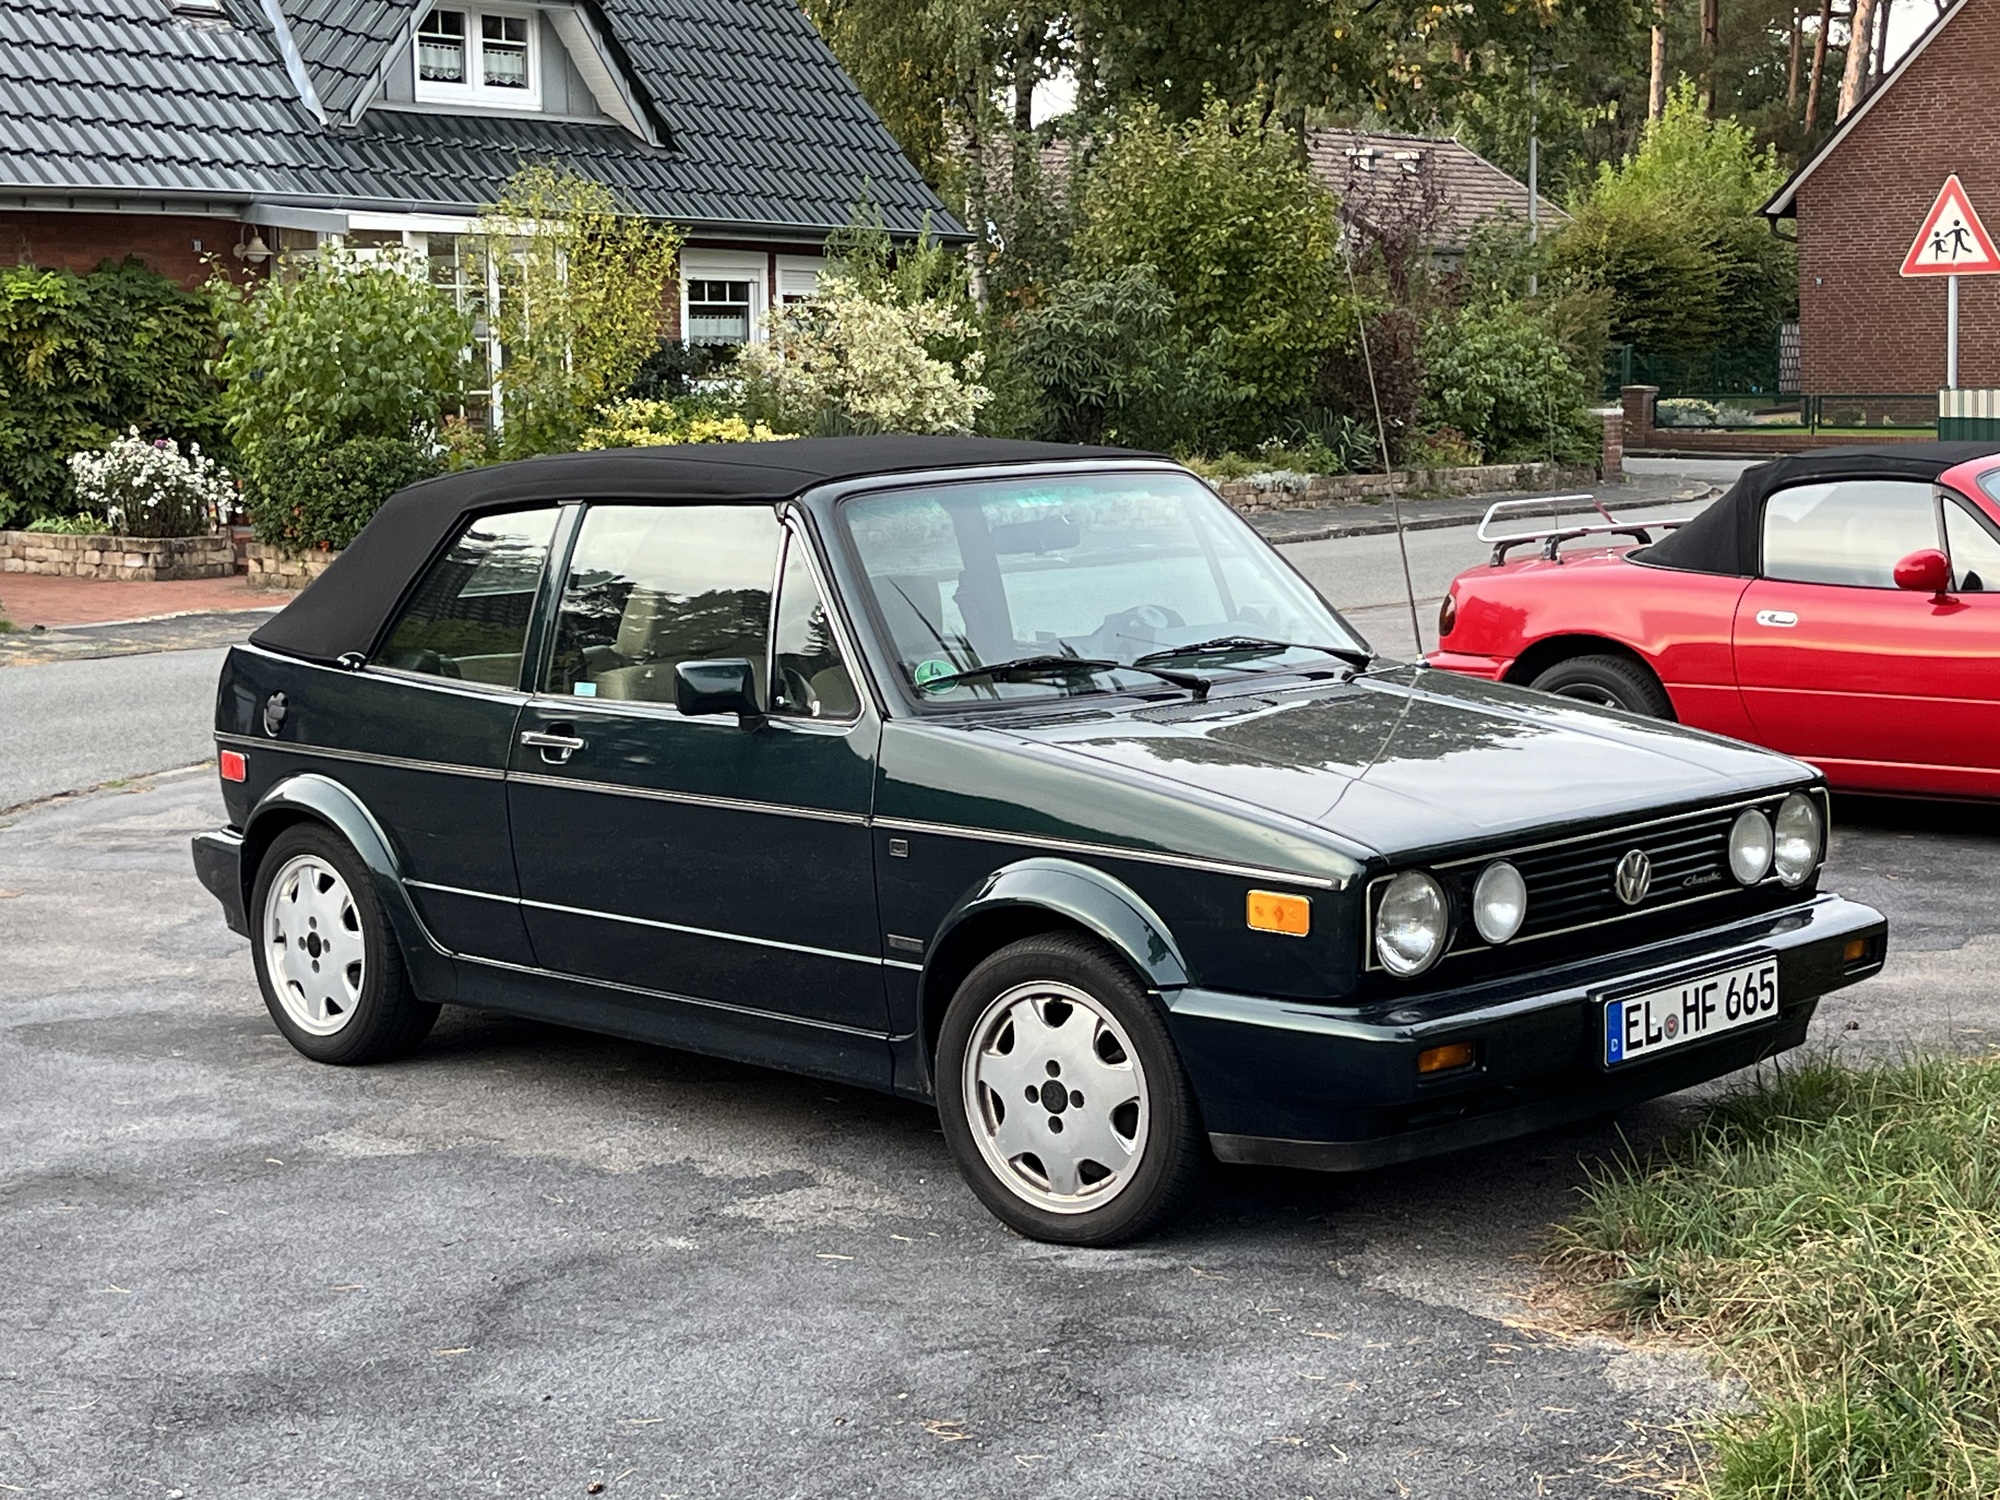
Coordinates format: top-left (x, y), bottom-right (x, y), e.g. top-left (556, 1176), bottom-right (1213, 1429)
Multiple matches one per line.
top-left (0, 647), bottom-right (227, 811)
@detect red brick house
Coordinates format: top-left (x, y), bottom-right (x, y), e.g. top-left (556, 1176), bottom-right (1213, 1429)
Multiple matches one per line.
top-left (1764, 0), bottom-right (2000, 394)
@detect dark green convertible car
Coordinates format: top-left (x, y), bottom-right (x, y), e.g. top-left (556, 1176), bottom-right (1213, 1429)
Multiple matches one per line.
top-left (193, 436), bottom-right (1886, 1244)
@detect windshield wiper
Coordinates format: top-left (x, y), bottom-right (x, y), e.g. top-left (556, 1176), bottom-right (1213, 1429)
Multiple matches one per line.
top-left (917, 654), bottom-right (1214, 698)
top-left (1134, 636), bottom-right (1373, 672)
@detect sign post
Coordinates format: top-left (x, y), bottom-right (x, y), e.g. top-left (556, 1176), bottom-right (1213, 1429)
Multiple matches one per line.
top-left (1900, 174), bottom-right (2000, 388)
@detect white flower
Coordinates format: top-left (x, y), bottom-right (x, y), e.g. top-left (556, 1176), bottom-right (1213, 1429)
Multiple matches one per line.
top-left (67, 430), bottom-right (233, 537)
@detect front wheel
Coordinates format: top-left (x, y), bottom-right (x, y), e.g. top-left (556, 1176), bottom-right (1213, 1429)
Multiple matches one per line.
top-left (1529, 652), bottom-right (1673, 718)
top-left (250, 824), bottom-right (439, 1065)
top-left (936, 933), bottom-right (1205, 1245)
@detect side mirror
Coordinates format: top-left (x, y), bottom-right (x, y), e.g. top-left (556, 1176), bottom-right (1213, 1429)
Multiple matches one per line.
top-left (674, 659), bottom-right (762, 723)
top-left (1892, 547), bottom-right (1953, 601)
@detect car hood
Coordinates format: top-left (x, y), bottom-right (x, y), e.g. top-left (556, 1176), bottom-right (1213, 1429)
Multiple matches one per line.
top-left (975, 667), bottom-right (1808, 860)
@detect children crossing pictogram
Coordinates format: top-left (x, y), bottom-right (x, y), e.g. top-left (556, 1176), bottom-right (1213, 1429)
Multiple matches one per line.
top-left (1901, 175), bottom-right (2000, 276)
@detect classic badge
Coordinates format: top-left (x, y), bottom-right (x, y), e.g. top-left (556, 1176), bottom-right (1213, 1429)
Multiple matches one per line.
top-left (1614, 848), bottom-right (1653, 906)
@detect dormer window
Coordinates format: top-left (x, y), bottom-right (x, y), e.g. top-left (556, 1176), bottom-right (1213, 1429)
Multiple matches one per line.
top-left (415, 5), bottom-right (540, 110)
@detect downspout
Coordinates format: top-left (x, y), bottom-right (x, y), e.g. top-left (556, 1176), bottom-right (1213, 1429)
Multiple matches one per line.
top-left (255, 0), bottom-right (327, 126)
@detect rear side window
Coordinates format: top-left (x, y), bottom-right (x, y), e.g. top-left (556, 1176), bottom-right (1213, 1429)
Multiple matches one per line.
top-left (545, 504), bottom-right (782, 707)
top-left (375, 507), bottom-right (559, 685)
top-left (1761, 480), bottom-right (1939, 587)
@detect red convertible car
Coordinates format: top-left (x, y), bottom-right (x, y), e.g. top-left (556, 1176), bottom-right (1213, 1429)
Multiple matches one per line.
top-left (1427, 443), bottom-right (2000, 800)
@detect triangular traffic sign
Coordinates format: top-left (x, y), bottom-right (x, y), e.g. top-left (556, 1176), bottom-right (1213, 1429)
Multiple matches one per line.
top-left (1901, 175), bottom-right (2000, 276)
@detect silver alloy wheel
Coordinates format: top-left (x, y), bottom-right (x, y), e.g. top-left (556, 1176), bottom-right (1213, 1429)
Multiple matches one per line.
top-left (961, 980), bottom-right (1151, 1215)
top-left (263, 853), bottom-right (367, 1037)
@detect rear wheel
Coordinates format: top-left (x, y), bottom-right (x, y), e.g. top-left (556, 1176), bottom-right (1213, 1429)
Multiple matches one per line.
top-left (250, 824), bottom-right (438, 1065)
top-left (936, 933), bottom-right (1205, 1245)
top-left (1529, 653), bottom-right (1673, 718)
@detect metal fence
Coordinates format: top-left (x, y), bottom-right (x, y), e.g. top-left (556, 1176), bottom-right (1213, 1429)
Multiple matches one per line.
top-left (1603, 344), bottom-right (1785, 400)
top-left (1648, 392), bottom-right (1937, 434)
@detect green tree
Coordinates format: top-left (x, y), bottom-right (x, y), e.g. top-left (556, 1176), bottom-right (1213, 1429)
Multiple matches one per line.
top-left (1551, 81), bottom-right (1794, 381)
top-left (212, 246), bottom-right (469, 482)
top-left (1073, 98), bottom-right (1346, 444)
top-left (476, 164), bottom-right (685, 458)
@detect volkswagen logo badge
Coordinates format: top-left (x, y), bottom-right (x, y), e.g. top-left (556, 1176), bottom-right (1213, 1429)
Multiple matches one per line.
top-left (1614, 848), bottom-right (1653, 906)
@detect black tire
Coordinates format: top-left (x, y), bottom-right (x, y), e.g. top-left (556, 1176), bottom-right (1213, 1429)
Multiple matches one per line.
top-left (1529, 652), bottom-right (1673, 718)
top-left (936, 932), bottom-right (1205, 1246)
top-left (249, 824), bottom-right (439, 1065)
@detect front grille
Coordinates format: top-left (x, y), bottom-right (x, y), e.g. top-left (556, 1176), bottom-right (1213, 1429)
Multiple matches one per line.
top-left (1362, 794), bottom-right (1820, 983)
top-left (1504, 807), bottom-right (1737, 939)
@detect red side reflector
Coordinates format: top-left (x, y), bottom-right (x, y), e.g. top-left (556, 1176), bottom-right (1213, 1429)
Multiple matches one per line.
top-left (219, 749), bottom-right (247, 783)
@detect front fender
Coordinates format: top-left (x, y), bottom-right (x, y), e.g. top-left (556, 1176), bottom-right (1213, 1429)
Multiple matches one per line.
top-left (930, 857), bottom-right (1191, 993)
top-left (241, 773), bottom-right (456, 1001)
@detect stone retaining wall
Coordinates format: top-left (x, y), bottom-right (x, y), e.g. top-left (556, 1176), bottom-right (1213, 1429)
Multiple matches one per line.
top-left (1213, 459), bottom-right (1596, 512)
top-left (0, 530), bottom-right (235, 581)
top-left (243, 541), bottom-right (340, 589)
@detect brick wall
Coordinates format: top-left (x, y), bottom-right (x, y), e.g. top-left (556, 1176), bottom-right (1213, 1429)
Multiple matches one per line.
top-left (1795, 0), bottom-right (2000, 393)
top-left (0, 211), bottom-right (267, 288)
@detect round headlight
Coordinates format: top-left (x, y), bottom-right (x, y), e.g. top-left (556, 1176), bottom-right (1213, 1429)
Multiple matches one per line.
top-left (1471, 860), bottom-right (1527, 945)
top-left (1727, 808), bottom-right (1774, 885)
top-left (1376, 871), bottom-right (1449, 976)
top-left (1773, 792), bottom-right (1822, 886)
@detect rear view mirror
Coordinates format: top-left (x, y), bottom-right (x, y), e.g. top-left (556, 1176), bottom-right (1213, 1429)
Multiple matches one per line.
top-left (675, 659), bottom-right (761, 722)
top-left (1892, 548), bottom-right (1953, 600)
top-left (990, 515), bottom-right (1080, 555)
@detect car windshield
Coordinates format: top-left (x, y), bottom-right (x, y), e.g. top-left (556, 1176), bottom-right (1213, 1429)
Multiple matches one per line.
top-left (839, 469), bottom-right (1368, 705)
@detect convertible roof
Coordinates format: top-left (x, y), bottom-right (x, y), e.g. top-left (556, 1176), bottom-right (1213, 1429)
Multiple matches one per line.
top-left (248, 436), bottom-right (1149, 665)
top-left (1641, 441), bottom-right (2000, 576)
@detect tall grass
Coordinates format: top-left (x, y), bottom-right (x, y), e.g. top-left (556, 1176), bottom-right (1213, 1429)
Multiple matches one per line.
top-left (1553, 1053), bottom-right (2000, 1499)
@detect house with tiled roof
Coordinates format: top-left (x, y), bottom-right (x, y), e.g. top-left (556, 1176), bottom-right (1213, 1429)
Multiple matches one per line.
top-left (0, 0), bottom-right (959, 344)
top-left (1305, 130), bottom-right (1566, 258)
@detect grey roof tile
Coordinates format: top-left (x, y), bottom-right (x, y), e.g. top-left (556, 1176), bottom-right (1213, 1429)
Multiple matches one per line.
top-left (0, 0), bottom-right (957, 237)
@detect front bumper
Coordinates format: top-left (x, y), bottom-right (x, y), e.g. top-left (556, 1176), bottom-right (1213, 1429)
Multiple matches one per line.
top-left (192, 827), bottom-right (249, 937)
top-left (1422, 648), bottom-right (1511, 680)
top-left (1165, 893), bottom-right (1885, 1172)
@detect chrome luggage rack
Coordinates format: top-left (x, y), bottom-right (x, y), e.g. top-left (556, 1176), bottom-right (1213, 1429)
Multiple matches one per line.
top-left (1476, 494), bottom-right (1690, 566)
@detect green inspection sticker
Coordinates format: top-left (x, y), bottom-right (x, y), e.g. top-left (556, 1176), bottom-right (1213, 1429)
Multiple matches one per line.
top-left (912, 658), bottom-right (955, 692)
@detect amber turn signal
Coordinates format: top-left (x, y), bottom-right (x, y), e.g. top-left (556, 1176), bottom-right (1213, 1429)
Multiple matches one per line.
top-left (219, 749), bottom-right (248, 783)
top-left (1417, 1042), bottom-right (1476, 1075)
top-left (1843, 937), bottom-right (1869, 964)
top-left (1246, 890), bottom-right (1310, 937)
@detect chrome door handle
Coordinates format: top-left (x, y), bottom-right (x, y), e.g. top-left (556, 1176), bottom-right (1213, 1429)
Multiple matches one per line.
top-left (1754, 609), bottom-right (1798, 628)
top-left (520, 729), bottom-right (586, 764)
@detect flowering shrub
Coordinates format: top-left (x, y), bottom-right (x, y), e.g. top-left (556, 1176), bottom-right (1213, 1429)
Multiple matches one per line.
top-left (736, 275), bottom-right (989, 434)
top-left (579, 399), bottom-right (786, 450)
top-left (66, 428), bottom-right (232, 537)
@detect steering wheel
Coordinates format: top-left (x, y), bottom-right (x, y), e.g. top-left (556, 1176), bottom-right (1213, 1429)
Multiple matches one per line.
top-left (1096, 604), bottom-right (1186, 646)
top-left (778, 664), bottom-right (820, 717)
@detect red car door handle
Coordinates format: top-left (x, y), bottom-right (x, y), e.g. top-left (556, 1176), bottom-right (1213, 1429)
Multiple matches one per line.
top-left (1754, 609), bottom-right (1799, 628)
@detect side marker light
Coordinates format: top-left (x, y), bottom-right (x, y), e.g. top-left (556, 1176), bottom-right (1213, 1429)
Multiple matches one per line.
top-left (219, 749), bottom-right (247, 783)
top-left (1843, 937), bottom-right (1869, 964)
top-left (1417, 1042), bottom-right (1476, 1075)
top-left (1246, 890), bottom-right (1310, 937)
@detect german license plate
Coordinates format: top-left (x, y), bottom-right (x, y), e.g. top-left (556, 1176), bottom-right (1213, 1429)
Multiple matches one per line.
top-left (1603, 957), bottom-right (1779, 1066)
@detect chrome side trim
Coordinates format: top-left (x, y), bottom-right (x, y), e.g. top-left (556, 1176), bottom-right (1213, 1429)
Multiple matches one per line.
top-left (507, 769), bottom-right (870, 826)
top-left (521, 895), bottom-right (883, 967)
top-left (405, 878), bottom-right (520, 905)
top-left (215, 732), bottom-right (507, 781)
top-left (872, 815), bottom-right (1345, 890)
top-left (884, 959), bottom-right (925, 973)
top-left (455, 953), bottom-right (891, 1040)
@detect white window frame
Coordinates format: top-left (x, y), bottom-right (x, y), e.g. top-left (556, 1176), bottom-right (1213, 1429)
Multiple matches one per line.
top-left (775, 254), bottom-right (826, 307)
top-left (414, 4), bottom-right (542, 112)
top-left (680, 250), bottom-right (769, 345)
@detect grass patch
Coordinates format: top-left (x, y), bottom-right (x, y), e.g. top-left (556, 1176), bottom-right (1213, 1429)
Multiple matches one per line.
top-left (1552, 1053), bottom-right (2000, 1499)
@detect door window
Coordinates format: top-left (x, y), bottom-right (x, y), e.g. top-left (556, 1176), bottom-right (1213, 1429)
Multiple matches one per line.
top-left (374, 507), bottom-right (559, 685)
top-left (770, 532), bottom-right (859, 720)
top-left (1761, 480), bottom-right (1940, 587)
top-left (1944, 499), bottom-right (2000, 592)
top-left (545, 504), bottom-right (781, 706)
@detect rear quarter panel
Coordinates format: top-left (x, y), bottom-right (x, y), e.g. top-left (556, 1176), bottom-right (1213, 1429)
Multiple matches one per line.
top-left (1440, 553), bottom-right (1756, 738)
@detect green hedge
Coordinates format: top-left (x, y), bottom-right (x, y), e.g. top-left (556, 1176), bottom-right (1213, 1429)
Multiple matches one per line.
top-left (0, 258), bottom-right (224, 527)
top-left (248, 436), bottom-right (441, 553)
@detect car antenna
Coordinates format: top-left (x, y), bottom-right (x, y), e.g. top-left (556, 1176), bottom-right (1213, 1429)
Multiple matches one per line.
top-left (1340, 240), bottom-right (1426, 663)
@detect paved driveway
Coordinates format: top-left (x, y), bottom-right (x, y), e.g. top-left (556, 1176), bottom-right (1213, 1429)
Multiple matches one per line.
top-left (3, 772), bottom-right (1994, 1498)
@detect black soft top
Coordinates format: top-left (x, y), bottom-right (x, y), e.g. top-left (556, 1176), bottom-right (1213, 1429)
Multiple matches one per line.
top-left (1642, 441), bottom-right (2000, 576)
top-left (249, 435), bottom-right (1146, 666)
